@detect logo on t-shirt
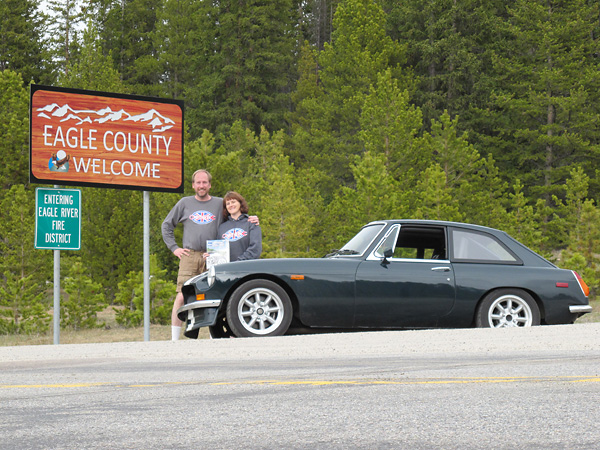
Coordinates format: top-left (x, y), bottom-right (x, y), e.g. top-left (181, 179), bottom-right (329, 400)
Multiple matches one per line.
top-left (189, 210), bottom-right (216, 224)
top-left (222, 228), bottom-right (248, 241)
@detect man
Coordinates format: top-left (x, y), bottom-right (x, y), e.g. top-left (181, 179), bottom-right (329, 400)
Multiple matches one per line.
top-left (162, 169), bottom-right (258, 340)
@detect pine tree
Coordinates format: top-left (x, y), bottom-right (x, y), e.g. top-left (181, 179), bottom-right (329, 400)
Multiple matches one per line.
top-left (81, 188), bottom-right (143, 300)
top-left (0, 185), bottom-right (50, 282)
top-left (0, 0), bottom-right (53, 85)
top-left (113, 255), bottom-right (175, 327)
top-left (155, 0), bottom-right (204, 100)
top-left (504, 180), bottom-right (547, 253)
top-left (246, 128), bottom-right (313, 258)
top-left (563, 200), bottom-right (600, 295)
top-left (300, 0), bottom-right (340, 50)
top-left (61, 259), bottom-right (106, 330)
top-left (419, 112), bottom-right (480, 217)
top-left (413, 112), bottom-right (509, 226)
top-left (289, 0), bottom-right (410, 188)
top-left (465, 154), bottom-right (509, 229)
top-left (487, 0), bottom-right (600, 201)
top-left (207, 122), bottom-right (255, 196)
top-left (58, 19), bottom-right (125, 92)
top-left (0, 70), bottom-right (29, 190)
top-left (326, 150), bottom-right (405, 249)
top-left (293, 165), bottom-right (327, 256)
top-left (0, 271), bottom-right (49, 335)
top-left (359, 69), bottom-right (423, 181)
top-left (91, 0), bottom-right (163, 95)
top-left (0, 185), bottom-right (51, 334)
top-left (557, 167), bottom-right (600, 294)
top-left (187, 0), bottom-right (299, 139)
top-left (414, 164), bottom-right (462, 222)
top-left (45, 0), bottom-right (86, 77)
top-left (286, 42), bottom-right (336, 177)
top-left (383, 0), bottom-right (502, 130)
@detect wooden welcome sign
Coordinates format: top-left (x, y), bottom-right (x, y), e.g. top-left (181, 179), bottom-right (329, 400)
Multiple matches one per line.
top-left (30, 85), bottom-right (184, 193)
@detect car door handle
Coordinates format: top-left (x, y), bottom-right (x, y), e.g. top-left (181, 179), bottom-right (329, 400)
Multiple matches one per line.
top-left (431, 266), bottom-right (451, 272)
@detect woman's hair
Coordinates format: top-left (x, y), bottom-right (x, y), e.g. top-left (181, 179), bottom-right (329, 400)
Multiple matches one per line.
top-left (222, 191), bottom-right (249, 218)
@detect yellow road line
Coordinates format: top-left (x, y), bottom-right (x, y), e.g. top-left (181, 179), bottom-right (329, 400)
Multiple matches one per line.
top-left (1, 376), bottom-right (599, 389)
top-left (1, 382), bottom-right (110, 389)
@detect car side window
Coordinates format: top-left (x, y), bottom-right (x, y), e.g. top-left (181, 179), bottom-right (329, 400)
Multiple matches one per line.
top-left (451, 229), bottom-right (517, 262)
top-left (389, 225), bottom-right (447, 260)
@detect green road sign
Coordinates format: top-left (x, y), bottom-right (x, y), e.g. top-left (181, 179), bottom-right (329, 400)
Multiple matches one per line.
top-left (35, 188), bottom-right (81, 250)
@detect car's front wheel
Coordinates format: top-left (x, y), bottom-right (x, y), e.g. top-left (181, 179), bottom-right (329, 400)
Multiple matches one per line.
top-left (476, 289), bottom-right (540, 328)
top-left (226, 280), bottom-right (292, 337)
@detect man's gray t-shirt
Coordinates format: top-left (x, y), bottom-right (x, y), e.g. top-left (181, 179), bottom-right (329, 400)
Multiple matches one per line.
top-left (161, 196), bottom-right (223, 252)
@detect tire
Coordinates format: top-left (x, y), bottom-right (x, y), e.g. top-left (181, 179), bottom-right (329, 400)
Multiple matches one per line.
top-left (226, 280), bottom-right (292, 337)
top-left (209, 315), bottom-right (235, 339)
top-left (476, 289), bottom-right (541, 328)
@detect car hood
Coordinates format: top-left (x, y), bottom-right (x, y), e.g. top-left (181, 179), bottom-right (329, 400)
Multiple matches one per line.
top-left (213, 257), bottom-right (363, 276)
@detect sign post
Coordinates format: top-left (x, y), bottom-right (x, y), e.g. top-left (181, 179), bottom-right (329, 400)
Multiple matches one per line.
top-left (35, 187), bottom-right (81, 344)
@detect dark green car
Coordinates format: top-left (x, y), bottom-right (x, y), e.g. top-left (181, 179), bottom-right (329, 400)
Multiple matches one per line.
top-left (177, 220), bottom-right (592, 339)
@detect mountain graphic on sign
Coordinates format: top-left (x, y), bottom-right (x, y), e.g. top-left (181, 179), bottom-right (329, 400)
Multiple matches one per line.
top-left (36, 103), bottom-right (175, 133)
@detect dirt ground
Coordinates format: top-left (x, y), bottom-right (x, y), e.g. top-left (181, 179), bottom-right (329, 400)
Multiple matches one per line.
top-left (1, 298), bottom-right (598, 346)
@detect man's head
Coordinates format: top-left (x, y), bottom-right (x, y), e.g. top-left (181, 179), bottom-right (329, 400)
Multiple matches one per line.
top-left (192, 169), bottom-right (212, 201)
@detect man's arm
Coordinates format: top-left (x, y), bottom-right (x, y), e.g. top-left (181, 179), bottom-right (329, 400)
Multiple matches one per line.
top-left (162, 201), bottom-right (184, 253)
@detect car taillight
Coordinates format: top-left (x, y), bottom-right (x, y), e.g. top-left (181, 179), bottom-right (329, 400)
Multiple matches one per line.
top-left (573, 271), bottom-right (590, 297)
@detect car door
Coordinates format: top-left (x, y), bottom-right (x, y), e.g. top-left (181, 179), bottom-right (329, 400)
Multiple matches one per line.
top-left (353, 224), bottom-right (456, 328)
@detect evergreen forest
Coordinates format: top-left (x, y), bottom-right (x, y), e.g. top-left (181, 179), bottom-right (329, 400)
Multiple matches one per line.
top-left (1, 0), bottom-right (599, 333)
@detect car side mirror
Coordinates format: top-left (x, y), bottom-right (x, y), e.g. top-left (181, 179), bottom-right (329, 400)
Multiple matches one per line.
top-left (381, 248), bottom-right (393, 267)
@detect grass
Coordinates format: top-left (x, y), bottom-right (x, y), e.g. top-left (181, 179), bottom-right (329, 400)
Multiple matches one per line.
top-left (0, 306), bottom-right (209, 346)
top-left (1, 299), bottom-right (598, 347)
top-left (576, 297), bottom-right (600, 324)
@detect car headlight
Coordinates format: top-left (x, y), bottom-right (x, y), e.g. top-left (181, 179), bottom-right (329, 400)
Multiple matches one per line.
top-left (183, 266), bottom-right (216, 289)
top-left (207, 265), bottom-right (216, 287)
top-left (184, 272), bottom-right (206, 287)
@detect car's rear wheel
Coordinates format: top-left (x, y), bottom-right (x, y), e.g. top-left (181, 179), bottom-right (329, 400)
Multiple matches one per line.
top-left (476, 289), bottom-right (540, 328)
top-left (226, 280), bottom-right (292, 337)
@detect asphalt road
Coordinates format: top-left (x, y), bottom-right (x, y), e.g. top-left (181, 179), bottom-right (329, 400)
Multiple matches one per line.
top-left (1, 324), bottom-right (599, 449)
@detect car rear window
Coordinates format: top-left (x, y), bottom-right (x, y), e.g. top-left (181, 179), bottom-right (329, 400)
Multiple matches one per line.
top-left (451, 229), bottom-right (517, 262)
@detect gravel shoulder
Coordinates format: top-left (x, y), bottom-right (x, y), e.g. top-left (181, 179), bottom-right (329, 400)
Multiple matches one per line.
top-left (1, 322), bottom-right (599, 364)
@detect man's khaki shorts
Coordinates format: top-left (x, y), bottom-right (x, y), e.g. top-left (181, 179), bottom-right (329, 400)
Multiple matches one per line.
top-left (176, 250), bottom-right (206, 293)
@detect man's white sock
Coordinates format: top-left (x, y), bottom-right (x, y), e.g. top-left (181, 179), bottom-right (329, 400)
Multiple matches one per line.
top-left (171, 326), bottom-right (181, 341)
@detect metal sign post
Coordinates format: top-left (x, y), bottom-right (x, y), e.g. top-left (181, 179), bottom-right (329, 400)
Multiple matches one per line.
top-left (53, 249), bottom-right (60, 345)
top-left (35, 187), bottom-right (82, 344)
top-left (143, 191), bottom-right (150, 341)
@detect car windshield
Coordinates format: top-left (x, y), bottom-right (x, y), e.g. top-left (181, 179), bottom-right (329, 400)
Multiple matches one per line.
top-left (338, 224), bottom-right (385, 256)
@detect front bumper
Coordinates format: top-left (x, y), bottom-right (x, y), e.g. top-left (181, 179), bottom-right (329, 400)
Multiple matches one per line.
top-left (177, 300), bottom-right (222, 335)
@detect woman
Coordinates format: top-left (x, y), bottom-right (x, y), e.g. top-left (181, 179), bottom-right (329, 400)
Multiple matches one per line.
top-left (215, 191), bottom-right (262, 262)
